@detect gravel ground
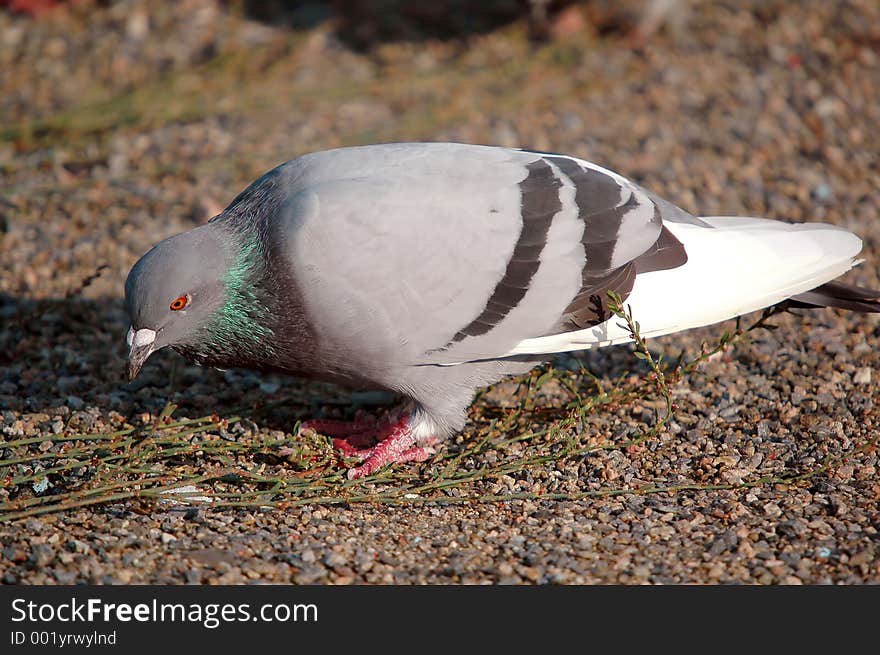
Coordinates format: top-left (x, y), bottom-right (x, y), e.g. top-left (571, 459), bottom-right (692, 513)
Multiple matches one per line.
top-left (1, 0), bottom-right (879, 584)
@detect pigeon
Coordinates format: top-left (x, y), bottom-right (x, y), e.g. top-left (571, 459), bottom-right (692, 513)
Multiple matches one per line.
top-left (124, 142), bottom-right (880, 478)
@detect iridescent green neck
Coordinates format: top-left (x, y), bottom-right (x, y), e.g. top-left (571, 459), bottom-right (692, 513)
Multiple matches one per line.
top-left (211, 228), bottom-right (275, 352)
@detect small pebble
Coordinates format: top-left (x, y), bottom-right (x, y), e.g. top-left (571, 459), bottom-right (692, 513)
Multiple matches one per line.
top-left (853, 367), bottom-right (872, 385)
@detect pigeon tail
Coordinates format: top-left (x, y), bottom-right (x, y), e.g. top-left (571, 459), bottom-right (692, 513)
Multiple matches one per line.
top-left (789, 280), bottom-right (880, 313)
top-left (506, 215), bottom-right (865, 355)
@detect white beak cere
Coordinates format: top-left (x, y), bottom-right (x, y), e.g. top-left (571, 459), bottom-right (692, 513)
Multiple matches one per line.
top-left (126, 327), bottom-right (158, 380)
top-left (127, 327), bottom-right (157, 348)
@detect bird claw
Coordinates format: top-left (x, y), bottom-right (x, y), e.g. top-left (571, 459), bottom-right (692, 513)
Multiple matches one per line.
top-left (332, 437), bottom-right (375, 459)
top-left (295, 412), bottom-right (437, 478)
top-left (345, 443), bottom-right (437, 480)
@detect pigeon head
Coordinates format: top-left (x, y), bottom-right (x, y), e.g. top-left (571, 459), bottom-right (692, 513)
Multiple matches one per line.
top-left (124, 224), bottom-right (232, 380)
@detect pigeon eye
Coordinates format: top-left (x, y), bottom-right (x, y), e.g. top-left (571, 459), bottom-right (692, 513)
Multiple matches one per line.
top-left (170, 294), bottom-right (189, 311)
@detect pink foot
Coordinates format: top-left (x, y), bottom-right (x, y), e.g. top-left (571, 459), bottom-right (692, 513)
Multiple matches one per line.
top-left (345, 415), bottom-right (438, 479)
top-left (295, 417), bottom-right (380, 457)
top-left (299, 413), bottom-right (437, 479)
top-left (298, 415), bottom-right (377, 439)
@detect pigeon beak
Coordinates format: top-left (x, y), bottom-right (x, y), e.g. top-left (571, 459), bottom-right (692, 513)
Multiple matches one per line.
top-left (126, 327), bottom-right (157, 380)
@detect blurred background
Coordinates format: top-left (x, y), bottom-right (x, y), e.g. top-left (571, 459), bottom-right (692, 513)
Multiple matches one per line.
top-left (1, 0), bottom-right (878, 411)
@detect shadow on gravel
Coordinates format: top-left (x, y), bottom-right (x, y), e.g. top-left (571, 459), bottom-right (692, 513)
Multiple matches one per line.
top-left (237, 0), bottom-right (633, 49)
top-left (0, 292), bottom-right (399, 430)
top-left (0, 292), bottom-right (132, 413)
top-left (242, 0), bottom-right (538, 48)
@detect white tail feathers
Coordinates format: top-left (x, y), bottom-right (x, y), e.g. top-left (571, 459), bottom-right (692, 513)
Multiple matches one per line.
top-left (509, 216), bottom-right (863, 355)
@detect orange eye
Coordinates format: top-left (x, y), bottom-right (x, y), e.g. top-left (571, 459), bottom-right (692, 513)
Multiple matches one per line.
top-left (170, 294), bottom-right (189, 311)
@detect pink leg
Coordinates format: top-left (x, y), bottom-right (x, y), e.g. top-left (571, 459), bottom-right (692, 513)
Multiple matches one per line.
top-left (279, 416), bottom-right (380, 458)
top-left (299, 412), bottom-right (438, 478)
top-left (299, 417), bottom-right (381, 449)
top-left (344, 414), bottom-right (438, 479)
top-left (298, 417), bottom-right (377, 439)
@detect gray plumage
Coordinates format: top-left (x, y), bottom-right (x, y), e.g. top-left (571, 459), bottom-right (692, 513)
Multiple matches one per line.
top-left (124, 142), bottom-right (879, 477)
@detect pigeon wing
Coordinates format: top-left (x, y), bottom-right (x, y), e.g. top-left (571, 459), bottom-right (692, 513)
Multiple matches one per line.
top-left (272, 144), bottom-right (687, 369)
